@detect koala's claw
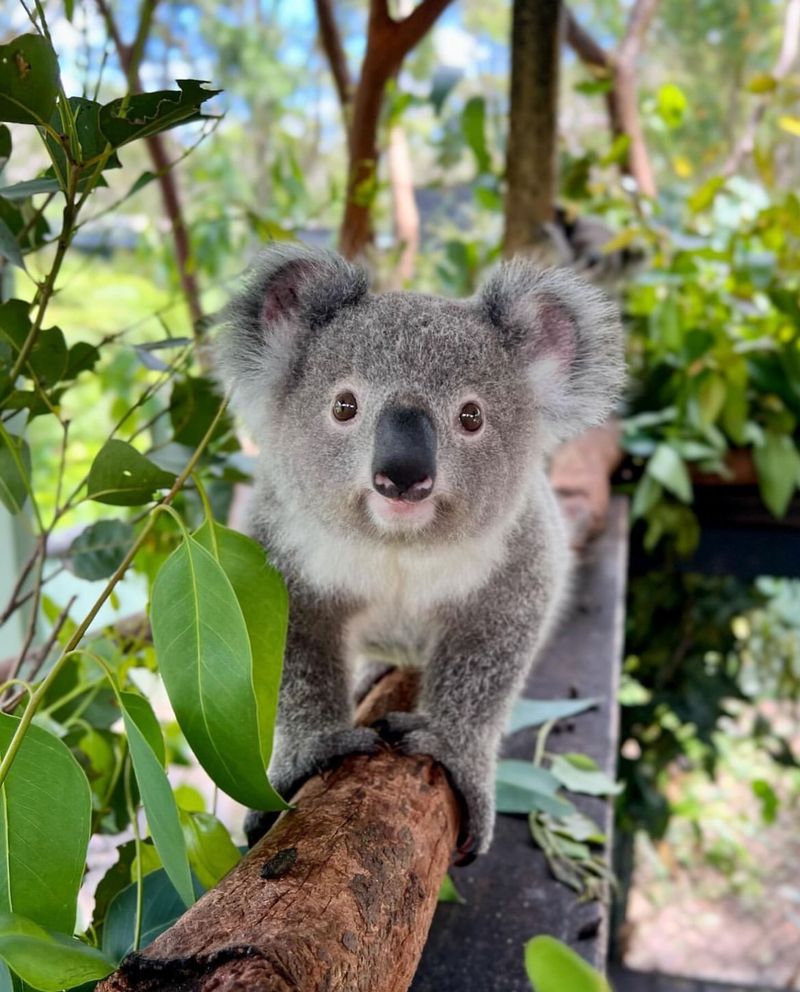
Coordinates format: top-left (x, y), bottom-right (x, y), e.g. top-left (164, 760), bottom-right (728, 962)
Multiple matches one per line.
top-left (377, 714), bottom-right (495, 859)
top-left (268, 725), bottom-right (381, 798)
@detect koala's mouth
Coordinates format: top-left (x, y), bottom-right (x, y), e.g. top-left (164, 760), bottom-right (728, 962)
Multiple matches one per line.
top-left (365, 489), bottom-right (437, 532)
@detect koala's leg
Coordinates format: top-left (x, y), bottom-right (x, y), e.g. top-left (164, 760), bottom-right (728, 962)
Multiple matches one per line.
top-left (245, 591), bottom-right (379, 846)
top-left (376, 549), bottom-right (565, 858)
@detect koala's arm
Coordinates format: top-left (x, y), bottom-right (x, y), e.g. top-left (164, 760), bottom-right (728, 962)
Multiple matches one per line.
top-left (266, 586), bottom-right (379, 797)
top-left (379, 506), bottom-right (569, 857)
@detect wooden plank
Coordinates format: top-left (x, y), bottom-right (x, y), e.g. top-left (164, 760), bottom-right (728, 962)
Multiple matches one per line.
top-left (411, 497), bottom-right (629, 991)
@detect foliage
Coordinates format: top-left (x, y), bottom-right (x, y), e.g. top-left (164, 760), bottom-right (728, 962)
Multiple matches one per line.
top-left (525, 936), bottom-right (610, 992)
top-left (0, 16), bottom-right (288, 990)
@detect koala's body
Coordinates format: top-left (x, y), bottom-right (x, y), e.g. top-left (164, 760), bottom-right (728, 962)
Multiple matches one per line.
top-left (215, 244), bottom-right (624, 857)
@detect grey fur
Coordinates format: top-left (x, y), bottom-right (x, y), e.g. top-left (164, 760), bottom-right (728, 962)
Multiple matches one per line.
top-left (215, 243), bottom-right (625, 854)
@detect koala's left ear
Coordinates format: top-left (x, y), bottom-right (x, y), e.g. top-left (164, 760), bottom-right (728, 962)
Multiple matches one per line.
top-left (478, 260), bottom-right (625, 448)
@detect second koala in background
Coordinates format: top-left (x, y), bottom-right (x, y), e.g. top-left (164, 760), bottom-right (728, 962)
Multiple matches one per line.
top-left (215, 244), bottom-right (624, 858)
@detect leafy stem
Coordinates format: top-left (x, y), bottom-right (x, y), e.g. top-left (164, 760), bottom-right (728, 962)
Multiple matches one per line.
top-left (0, 394), bottom-right (229, 789)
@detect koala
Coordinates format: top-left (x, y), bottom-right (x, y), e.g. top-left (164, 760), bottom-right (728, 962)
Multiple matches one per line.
top-left (214, 242), bottom-right (624, 858)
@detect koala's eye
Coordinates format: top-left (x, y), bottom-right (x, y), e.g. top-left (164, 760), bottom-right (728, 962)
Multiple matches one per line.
top-left (459, 401), bottom-right (483, 433)
top-left (332, 391), bottom-right (358, 422)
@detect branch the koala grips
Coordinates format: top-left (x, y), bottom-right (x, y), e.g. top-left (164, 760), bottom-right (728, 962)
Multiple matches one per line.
top-left (213, 243), bottom-right (624, 861)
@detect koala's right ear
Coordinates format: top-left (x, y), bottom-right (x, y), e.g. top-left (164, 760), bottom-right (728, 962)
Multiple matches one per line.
top-left (213, 243), bottom-right (368, 406)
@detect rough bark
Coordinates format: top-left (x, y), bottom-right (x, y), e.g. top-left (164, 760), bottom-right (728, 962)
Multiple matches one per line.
top-left (565, 0), bottom-right (661, 198)
top-left (338, 0), bottom-right (454, 260)
top-left (95, 0), bottom-right (204, 334)
top-left (97, 670), bottom-right (459, 992)
top-left (503, 0), bottom-right (563, 256)
top-left (724, 0), bottom-right (800, 177)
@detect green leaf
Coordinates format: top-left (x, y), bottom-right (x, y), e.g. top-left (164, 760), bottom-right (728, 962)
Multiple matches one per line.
top-left (0, 217), bottom-right (23, 270)
top-left (118, 693), bottom-right (194, 907)
top-left (179, 810), bottom-right (240, 889)
top-left (646, 443), bottom-right (693, 503)
top-left (754, 432), bottom-right (800, 518)
top-left (752, 778), bottom-right (779, 824)
top-left (65, 341), bottom-right (100, 380)
top-left (461, 96), bottom-right (490, 174)
top-left (98, 80), bottom-right (220, 149)
top-left (688, 176), bottom-right (725, 213)
top-left (550, 754), bottom-right (623, 797)
top-left (656, 82), bottom-right (687, 128)
top-left (0, 178), bottom-right (65, 200)
top-left (507, 698), bottom-right (599, 735)
top-left (495, 760), bottom-right (574, 816)
top-left (747, 73), bottom-right (777, 93)
top-left (0, 430), bottom-right (31, 514)
top-left (102, 869), bottom-right (200, 962)
top-left (151, 535), bottom-right (287, 809)
top-left (193, 519), bottom-right (288, 803)
top-left (169, 377), bottom-right (230, 446)
top-left (0, 300), bottom-right (68, 387)
top-left (0, 714), bottom-right (91, 933)
top-left (437, 874), bottom-right (465, 904)
top-left (86, 439), bottom-right (176, 506)
top-left (68, 520), bottom-right (135, 580)
top-left (0, 36), bottom-right (60, 127)
top-left (524, 936), bottom-right (610, 992)
top-left (0, 912), bottom-right (113, 991)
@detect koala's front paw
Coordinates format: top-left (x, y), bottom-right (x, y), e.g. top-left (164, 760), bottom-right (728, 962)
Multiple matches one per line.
top-left (376, 713), bottom-right (495, 858)
top-left (268, 725), bottom-right (381, 798)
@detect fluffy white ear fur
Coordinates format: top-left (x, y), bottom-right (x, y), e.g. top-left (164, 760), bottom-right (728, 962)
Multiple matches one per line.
top-left (212, 243), bottom-right (368, 439)
top-left (479, 260), bottom-right (625, 451)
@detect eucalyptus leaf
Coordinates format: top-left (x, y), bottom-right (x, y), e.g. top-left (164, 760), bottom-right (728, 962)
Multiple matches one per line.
top-left (0, 217), bottom-right (23, 270)
top-left (86, 439), bottom-right (176, 506)
top-left (754, 432), bottom-right (800, 518)
top-left (102, 869), bottom-right (202, 963)
top-left (0, 430), bottom-right (31, 515)
top-left (68, 520), bottom-right (135, 580)
top-left (98, 81), bottom-right (220, 149)
top-left (151, 535), bottom-right (287, 809)
top-left (0, 913), bottom-right (113, 991)
top-left (550, 754), bottom-right (623, 797)
top-left (118, 693), bottom-right (194, 907)
top-left (507, 697), bottom-right (600, 735)
top-left (437, 874), bottom-right (465, 904)
top-left (0, 714), bottom-right (91, 933)
top-left (524, 935), bottom-right (610, 992)
top-left (179, 810), bottom-right (240, 889)
top-left (646, 443), bottom-right (692, 503)
top-left (194, 519), bottom-right (288, 802)
top-left (0, 36), bottom-right (60, 127)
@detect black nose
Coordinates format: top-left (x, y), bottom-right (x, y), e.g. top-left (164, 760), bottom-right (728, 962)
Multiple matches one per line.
top-left (372, 406), bottom-right (436, 502)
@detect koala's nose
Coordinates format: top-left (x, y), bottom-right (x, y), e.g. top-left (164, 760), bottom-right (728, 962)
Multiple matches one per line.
top-left (372, 406), bottom-right (436, 502)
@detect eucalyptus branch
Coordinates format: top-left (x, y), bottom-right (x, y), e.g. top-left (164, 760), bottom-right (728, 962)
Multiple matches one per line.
top-left (0, 537), bottom-right (44, 625)
top-left (0, 394), bottom-right (230, 788)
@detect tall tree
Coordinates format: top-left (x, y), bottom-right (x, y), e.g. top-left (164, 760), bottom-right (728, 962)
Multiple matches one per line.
top-left (566, 0), bottom-right (662, 198)
top-left (503, 0), bottom-right (563, 256)
top-left (95, 0), bottom-right (204, 335)
top-left (314, 0), bottom-right (454, 261)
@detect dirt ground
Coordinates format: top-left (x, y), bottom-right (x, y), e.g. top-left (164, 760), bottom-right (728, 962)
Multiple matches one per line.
top-left (622, 709), bottom-right (800, 989)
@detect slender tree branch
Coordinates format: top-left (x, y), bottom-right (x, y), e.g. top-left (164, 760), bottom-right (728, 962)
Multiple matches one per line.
top-left (313, 0), bottom-right (353, 114)
top-left (724, 0), bottom-right (800, 176)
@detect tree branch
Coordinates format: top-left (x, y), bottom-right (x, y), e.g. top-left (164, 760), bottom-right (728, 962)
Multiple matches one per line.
top-left (94, 0), bottom-right (205, 337)
top-left (724, 0), bottom-right (800, 176)
top-left (313, 0), bottom-right (354, 114)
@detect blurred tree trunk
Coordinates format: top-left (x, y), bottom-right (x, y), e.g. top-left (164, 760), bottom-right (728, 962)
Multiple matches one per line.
top-left (503, 0), bottom-right (563, 256)
top-left (314, 0), bottom-right (453, 262)
top-left (724, 0), bottom-right (800, 176)
top-left (566, 0), bottom-right (661, 198)
top-left (95, 0), bottom-right (205, 336)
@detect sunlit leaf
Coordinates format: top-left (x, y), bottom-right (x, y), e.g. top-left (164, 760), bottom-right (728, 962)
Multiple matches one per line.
top-left (437, 874), bottom-right (465, 904)
top-left (646, 443), bottom-right (692, 503)
top-left (86, 439), bottom-right (176, 506)
top-left (754, 432), bottom-right (800, 518)
top-left (0, 714), bottom-right (91, 933)
top-left (179, 810), bottom-right (240, 889)
top-left (0, 912), bottom-right (113, 991)
top-left (151, 535), bottom-right (287, 809)
top-left (524, 935), bottom-right (610, 992)
top-left (550, 754), bottom-right (623, 797)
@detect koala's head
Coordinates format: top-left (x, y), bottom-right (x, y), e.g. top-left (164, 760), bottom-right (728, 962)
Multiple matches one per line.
top-left (215, 243), bottom-right (624, 546)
